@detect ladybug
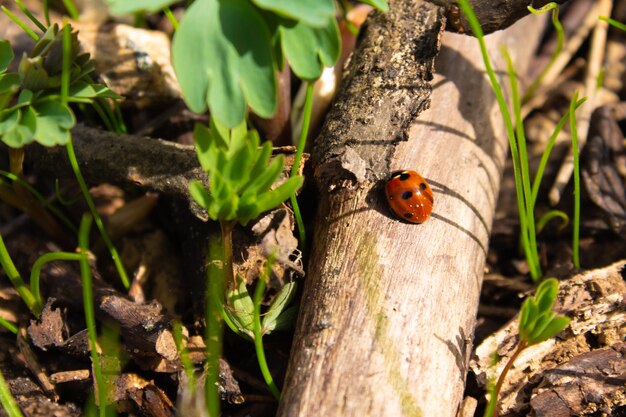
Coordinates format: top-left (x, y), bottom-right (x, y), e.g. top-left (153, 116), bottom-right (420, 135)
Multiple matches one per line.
top-left (385, 170), bottom-right (434, 223)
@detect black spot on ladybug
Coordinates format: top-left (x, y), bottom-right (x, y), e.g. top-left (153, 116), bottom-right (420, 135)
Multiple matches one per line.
top-left (404, 213), bottom-right (413, 219)
top-left (399, 172), bottom-right (411, 181)
top-left (401, 191), bottom-right (413, 200)
top-left (419, 182), bottom-right (427, 191)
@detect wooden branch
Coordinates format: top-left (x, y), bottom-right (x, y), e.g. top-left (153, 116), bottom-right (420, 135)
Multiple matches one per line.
top-left (430, 0), bottom-right (568, 34)
top-left (277, 1), bottom-right (546, 416)
top-left (23, 125), bottom-right (300, 220)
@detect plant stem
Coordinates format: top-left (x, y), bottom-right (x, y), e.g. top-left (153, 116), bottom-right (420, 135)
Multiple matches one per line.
top-left (220, 220), bottom-right (236, 289)
top-left (0, 230), bottom-right (37, 314)
top-left (65, 140), bottom-right (130, 289)
top-left (491, 340), bottom-right (527, 417)
top-left (205, 233), bottom-right (226, 417)
top-left (77, 214), bottom-right (106, 417)
top-left (29, 252), bottom-right (82, 314)
top-left (252, 258), bottom-right (281, 400)
top-left (290, 82), bottom-right (314, 255)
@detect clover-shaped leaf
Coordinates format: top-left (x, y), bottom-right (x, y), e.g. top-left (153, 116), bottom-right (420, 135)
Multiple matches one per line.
top-left (0, 107), bottom-right (36, 147)
top-left (32, 101), bottom-right (75, 146)
top-left (357, 0), bottom-right (389, 11)
top-left (278, 16), bottom-right (340, 81)
top-left (252, 0), bottom-right (335, 28)
top-left (519, 278), bottom-right (570, 345)
top-left (0, 40), bottom-right (13, 73)
top-left (106, 0), bottom-right (178, 15)
top-left (173, 0), bottom-right (276, 128)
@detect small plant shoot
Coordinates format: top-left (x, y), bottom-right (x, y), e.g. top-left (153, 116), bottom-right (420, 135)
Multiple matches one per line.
top-left (486, 278), bottom-right (570, 417)
top-left (190, 118), bottom-right (304, 226)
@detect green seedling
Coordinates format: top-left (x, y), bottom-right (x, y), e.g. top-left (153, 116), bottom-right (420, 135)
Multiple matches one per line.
top-left (190, 117), bottom-right (303, 405)
top-left (485, 278), bottom-right (570, 417)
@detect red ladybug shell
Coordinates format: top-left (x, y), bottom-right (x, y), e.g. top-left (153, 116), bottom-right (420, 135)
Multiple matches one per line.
top-left (385, 170), bottom-right (433, 223)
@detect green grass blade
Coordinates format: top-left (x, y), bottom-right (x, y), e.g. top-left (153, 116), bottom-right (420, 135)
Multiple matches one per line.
top-left (599, 16), bottom-right (626, 31)
top-left (530, 98), bottom-right (586, 207)
top-left (77, 214), bottom-right (107, 417)
top-left (0, 170), bottom-right (78, 234)
top-left (459, 0), bottom-right (540, 280)
top-left (0, 367), bottom-right (23, 417)
top-left (0, 316), bottom-right (18, 334)
top-left (0, 6), bottom-right (38, 41)
top-left (523, 4), bottom-right (564, 103)
top-left (502, 47), bottom-right (540, 279)
top-left (569, 91), bottom-right (581, 268)
top-left (65, 140), bottom-right (130, 289)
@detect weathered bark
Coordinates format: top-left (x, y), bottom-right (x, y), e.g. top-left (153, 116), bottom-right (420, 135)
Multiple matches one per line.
top-left (277, 1), bottom-right (545, 416)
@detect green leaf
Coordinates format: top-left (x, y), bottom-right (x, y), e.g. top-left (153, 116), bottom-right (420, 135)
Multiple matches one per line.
top-left (0, 40), bottom-right (13, 73)
top-left (194, 123), bottom-right (225, 173)
top-left (262, 281), bottom-right (297, 332)
top-left (532, 316), bottom-right (570, 343)
top-left (246, 141), bottom-right (273, 186)
top-left (91, 84), bottom-right (123, 100)
top-left (227, 276), bottom-right (255, 334)
top-left (32, 101), bottom-right (75, 146)
top-left (240, 175), bottom-right (303, 225)
top-left (241, 154), bottom-right (286, 201)
top-left (263, 304), bottom-right (298, 333)
top-left (0, 73), bottom-right (20, 95)
top-left (17, 89), bottom-right (33, 106)
top-left (529, 311), bottom-right (555, 342)
top-left (0, 109), bottom-right (20, 135)
top-left (252, 0), bottom-right (335, 27)
top-left (254, 175), bottom-right (303, 214)
top-left (357, 0), bottom-right (389, 11)
top-left (225, 141), bottom-right (255, 190)
top-left (519, 298), bottom-right (538, 341)
top-left (106, 0), bottom-right (178, 15)
top-left (279, 16), bottom-right (340, 81)
top-left (173, 0), bottom-right (277, 127)
top-left (1, 107), bottom-right (36, 147)
top-left (189, 180), bottom-right (213, 209)
top-left (535, 278), bottom-right (558, 312)
top-left (18, 56), bottom-right (49, 91)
